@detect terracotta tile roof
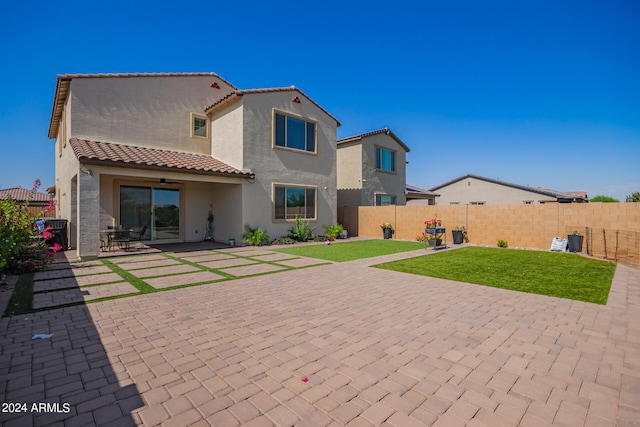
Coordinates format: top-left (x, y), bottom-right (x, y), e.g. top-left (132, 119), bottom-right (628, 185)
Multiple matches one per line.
top-left (337, 128), bottom-right (410, 152)
top-left (0, 187), bottom-right (51, 203)
top-left (48, 72), bottom-right (237, 138)
top-left (205, 86), bottom-right (342, 126)
top-left (69, 138), bottom-right (251, 178)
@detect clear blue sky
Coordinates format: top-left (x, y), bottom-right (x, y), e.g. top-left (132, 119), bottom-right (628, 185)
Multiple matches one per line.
top-left (1, 0), bottom-right (638, 201)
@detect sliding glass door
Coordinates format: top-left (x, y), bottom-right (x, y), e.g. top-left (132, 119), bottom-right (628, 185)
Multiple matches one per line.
top-left (152, 188), bottom-right (180, 240)
top-left (120, 186), bottom-right (180, 241)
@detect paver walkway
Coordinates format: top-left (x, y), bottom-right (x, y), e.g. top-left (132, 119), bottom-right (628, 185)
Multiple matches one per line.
top-left (0, 247), bottom-right (638, 426)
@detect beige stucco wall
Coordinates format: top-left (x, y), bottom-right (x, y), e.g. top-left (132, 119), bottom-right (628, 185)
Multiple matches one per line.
top-left (231, 90), bottom-right (338, 239)
top-left (210, 100), bottom-right (244, 170)
top-left (433, 176), bottom-right (558, 205)
top-left (70, 76), bottom-right (234, 154)
top-left (337, 142), bottom-right (362, 190)
top-left (337, 142), bottom-right (363, 207)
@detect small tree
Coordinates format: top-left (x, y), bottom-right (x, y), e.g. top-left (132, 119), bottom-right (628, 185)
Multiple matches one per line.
top-left (589, 195), bottom-right (620, 203)
top-left (625, 192), bottom-right (640, 202)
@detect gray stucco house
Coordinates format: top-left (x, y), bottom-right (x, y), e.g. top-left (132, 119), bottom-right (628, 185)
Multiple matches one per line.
top-left (48, 73), bottom-right (340, 258)
top-left (336, 128), bottom-right (409, 207)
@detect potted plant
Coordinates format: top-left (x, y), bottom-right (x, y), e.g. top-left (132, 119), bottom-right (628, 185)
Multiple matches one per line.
top-left (423, 214), bottom-right (445, 247)
top-left (567, 231), bottom-right (583, 253)
top-left (380, 222), bottom-right (394, 239)
top-left (452, 226), bottom-right (467, 244)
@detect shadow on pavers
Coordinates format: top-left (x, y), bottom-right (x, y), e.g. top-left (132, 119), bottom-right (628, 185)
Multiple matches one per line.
top-left (0, 258), bottom-right (144, 426)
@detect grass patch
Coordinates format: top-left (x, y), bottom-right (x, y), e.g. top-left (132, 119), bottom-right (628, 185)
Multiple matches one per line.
top-left (3, 273), bottom-right (34, 316)
top-left (274, 240), bottom-right (424, 262)
top-left (102, 259), bottom-right (157, 294)
top-left (374, 246), bottom-right (616, 304)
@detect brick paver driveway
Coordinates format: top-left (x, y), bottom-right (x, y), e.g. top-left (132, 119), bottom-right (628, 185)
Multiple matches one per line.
top-left (1, 248), bottom-right (638, 426)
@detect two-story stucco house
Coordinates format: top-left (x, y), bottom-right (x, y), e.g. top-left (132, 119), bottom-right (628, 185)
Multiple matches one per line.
top-left (336, 128), bottom-right (409, 207)
top-left (48, 73), bottom-right (340, 258)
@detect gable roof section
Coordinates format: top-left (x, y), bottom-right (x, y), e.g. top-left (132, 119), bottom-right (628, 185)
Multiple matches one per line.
top-left (205, 86), bottom-right (342, 126)
top-left (48, 72), bottom-right (237, 139)
top-left (337, 128), bottom-right (410, 152)
top-left (406, 184), bottom-right (439, 198)
top-left (69, 138), bottom-right (251, 178)
top-left (0, 187), bottom-right (51, 203)
top-left (429, 174), bottom-right (586, 201)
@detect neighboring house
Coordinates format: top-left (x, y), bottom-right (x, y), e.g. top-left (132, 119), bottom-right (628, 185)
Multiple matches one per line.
top-left (48, 73), bottom-right (340, 258)
top-left (428, 174), bottom-right (587, 205)
top-left (405, 184), bottom-right (439, 206)
top-left (336, 128), bottom-right (409, 207)
top-left (0, 187), bottom-right (53, 217)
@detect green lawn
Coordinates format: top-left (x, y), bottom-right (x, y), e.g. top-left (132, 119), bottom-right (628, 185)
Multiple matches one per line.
top-left (274, 240), bottom-right (425, 262)
top-left (374, 246), bottom-right (616, 304)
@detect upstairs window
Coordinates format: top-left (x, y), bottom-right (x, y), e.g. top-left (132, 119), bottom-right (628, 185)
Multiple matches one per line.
top-left (274, 112), bottom-right (316, 153)
top-left (375, 147), bottom-right (395, 172)
top-left (191, 113), bottom-right (208, 139)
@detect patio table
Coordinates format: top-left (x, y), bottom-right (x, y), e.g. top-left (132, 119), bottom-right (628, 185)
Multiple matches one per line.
top-left (100, 228), bottom-right (133, 251)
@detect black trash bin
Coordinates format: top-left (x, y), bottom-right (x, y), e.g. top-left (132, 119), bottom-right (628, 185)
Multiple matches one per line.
top-left (44, 219), bottom-right (68, 251)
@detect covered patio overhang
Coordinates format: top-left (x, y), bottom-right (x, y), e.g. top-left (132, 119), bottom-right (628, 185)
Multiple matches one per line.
top-left (68, 138), bottom-right (254, 258)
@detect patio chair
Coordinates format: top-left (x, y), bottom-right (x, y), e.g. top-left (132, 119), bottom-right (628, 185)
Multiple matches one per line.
top-left (130, 225), bottom-right (148, 249)
top-left (111, 229), bottom-right (131, 251)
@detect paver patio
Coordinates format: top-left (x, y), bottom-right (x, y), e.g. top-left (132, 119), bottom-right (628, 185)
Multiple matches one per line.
top-left (0, 245), bottom-right (638, 426)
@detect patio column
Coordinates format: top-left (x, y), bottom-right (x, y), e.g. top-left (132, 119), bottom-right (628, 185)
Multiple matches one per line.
top-left (76, 168), bottom-right (100, 258)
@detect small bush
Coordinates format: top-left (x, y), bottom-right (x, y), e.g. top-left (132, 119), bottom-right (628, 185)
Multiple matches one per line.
top-left (497, 239), bottom-right (509, 248)
top-left (288, 216), bottom-right (315, 242)
top-left (271, 237), bottom-right (297, 245)
top-left (243, 226), bottom-right (270, 246)
top-left (323, 223), bottom-right (344, 240)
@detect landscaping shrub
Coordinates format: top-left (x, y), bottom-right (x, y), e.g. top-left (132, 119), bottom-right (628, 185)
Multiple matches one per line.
top-left (0, 180), bottom-right (59, 275)
top-left (497, 239), bottom-right (509, 248)
top-left (288, 216), bottom-right (315, 242)
top-left (243, 226), bottom-right (270, 246)
top-left (323, 223), bottom-right (344, 240)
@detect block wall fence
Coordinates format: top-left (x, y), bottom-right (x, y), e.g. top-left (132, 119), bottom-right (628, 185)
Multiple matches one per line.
top-left (338, 203), bottom-right (640, 267)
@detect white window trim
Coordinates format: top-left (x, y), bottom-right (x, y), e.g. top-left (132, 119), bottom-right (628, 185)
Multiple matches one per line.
top-left (272, 182), bottom-right (318, 222)
top-left (272, 109), bottom-right (318, 155)
top-left (190, 113), bottom-right (209, 140)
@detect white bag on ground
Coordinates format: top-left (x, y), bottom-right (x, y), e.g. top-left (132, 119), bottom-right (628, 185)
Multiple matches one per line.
top-left (550, 237), bottom-right (568, 252)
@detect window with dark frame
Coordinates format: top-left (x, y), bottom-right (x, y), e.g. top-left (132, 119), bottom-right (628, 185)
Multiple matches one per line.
top-left (375, 194), bottom-right (396, 206)
top-left (274, 185), bottom-right (316, 220)
top-left (274, 112), bottom-right (316, 153)
top-left (375, 147), bottom-right (395, 172)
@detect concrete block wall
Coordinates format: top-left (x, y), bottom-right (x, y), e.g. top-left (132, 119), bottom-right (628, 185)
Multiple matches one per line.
top-left (351, 203), bottom-right (640, 266)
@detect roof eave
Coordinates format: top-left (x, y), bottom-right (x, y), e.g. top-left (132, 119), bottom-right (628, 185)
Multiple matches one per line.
top-left (48, 76), bottom-right (72, 139)
top-left (78, 158), bottom-right (252, 178)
